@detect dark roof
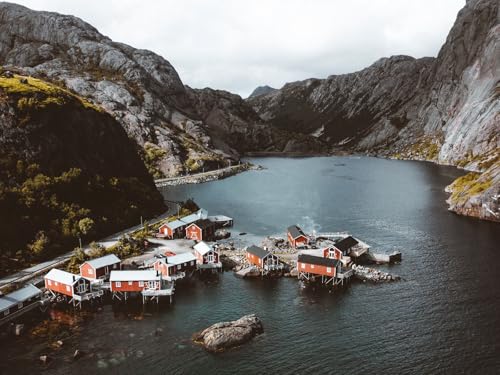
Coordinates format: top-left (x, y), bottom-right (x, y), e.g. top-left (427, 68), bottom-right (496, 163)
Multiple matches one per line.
top-left (246, 245), bottom-right (271, 259)
top-left (287, 225), bottom-right (306, 239)
top-left (298, 254), bottom-right (340, 267)
top-left (190, 219), bottom-right (215, 230)
top-left (334, 236), bottom-right (359, 252)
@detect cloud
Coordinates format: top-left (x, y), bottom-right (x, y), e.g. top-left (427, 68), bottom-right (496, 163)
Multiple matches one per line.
top-left (14, 0), bottom-right (465, 97)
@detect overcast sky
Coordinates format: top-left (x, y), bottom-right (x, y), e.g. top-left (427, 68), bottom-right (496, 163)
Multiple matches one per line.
top-left (15, 0), bottom-right (465, 97)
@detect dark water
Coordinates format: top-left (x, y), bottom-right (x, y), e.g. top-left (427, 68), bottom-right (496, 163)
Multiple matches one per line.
top-left (2, 157), bottom-right (500, 374)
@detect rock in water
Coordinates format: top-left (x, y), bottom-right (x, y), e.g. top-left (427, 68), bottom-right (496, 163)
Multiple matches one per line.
top-left (193, 314), bottom-right (263, 352)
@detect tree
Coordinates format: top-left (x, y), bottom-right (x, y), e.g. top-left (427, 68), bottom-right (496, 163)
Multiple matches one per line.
top-left (77, 217), bottom-right (95, 248)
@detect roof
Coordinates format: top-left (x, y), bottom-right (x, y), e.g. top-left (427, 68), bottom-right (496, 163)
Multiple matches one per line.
top-left (298, 254), bottom-right (340, 267)
top-left (161, 219), bottom-right (186, 230)
top-left (193, 241), bottom-right (213, 256)
top-left (288, 225), bottom-right (306, 239)
top-left (180, 208), bottom-right (208, 225)
top-left (246, 245), bottom-right (271, 259)
top-left (45, 268), bottom-right (81, 285)
top-left (83, 254), bottom-right (121, 269)
top-left (165, 252), bottom-right (197, 265)
top-left (334, 236), bottom-right (359, 252)
top-left (0, 284), bottom-right (42, 312)
top-left (109, 270), bottom-right (160, 282)
top-left (188, 219), bottom-right (215, 230)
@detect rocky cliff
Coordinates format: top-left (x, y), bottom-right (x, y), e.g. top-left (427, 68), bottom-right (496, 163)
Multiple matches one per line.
top-left (0, 2), bottom-right (319, 178)
top-left (249, 0), bottom-right (499, 222)
top-left (0, 69), bottom-right (165, 272)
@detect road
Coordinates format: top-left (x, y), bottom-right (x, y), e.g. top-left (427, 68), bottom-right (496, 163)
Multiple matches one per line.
top-left (154, 164), bottom-right (249, 187)
top-left (0, 210), bottom-right (174, 290)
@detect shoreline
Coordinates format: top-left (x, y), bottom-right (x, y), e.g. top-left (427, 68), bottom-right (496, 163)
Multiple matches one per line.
top-left (155, 163), bottom-right (257, 187)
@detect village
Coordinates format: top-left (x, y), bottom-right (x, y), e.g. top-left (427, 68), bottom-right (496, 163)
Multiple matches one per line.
top-left (0, 206), bottom-right (402, 335)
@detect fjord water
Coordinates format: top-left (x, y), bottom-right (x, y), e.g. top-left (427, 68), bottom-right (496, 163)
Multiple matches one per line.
top-left (3, 157), bottom-right (500, 374)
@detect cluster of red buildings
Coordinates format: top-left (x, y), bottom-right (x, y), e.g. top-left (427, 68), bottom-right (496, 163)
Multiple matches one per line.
top-left (158, 209), bottom-right (232, 242)
top-left (43, 239), bottom-right (224, 306)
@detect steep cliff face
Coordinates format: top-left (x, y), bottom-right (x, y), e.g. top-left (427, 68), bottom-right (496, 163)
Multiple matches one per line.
top-left (0, 2), bottom-right (319, 177)
top-left (0, 69), bottom-right (165, 271)
top-left (249, 0), bottom-right (499, 222)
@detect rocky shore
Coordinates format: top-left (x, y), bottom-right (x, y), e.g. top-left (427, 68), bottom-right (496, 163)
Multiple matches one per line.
top-left (155, 163), bottom-right (259, 187)
top-left (192, 314), bottom-right (264, 352)
top-left (352, 264), bottom-right (400, 282)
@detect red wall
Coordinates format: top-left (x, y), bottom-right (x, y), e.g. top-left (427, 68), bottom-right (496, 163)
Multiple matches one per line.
top-left (110, 280), bottom-right (160, 292)
top-left (186, 225), bottom-right (202, 241)
top-left (196, 250), bottom-right (219, 264)
top-left (297, 261), bottom-right (336, 277)
top-left (247, 252), bottom-right (262, 267)
top-left (45, 278), bottom-right (74, 297)
top-left (288, 233), bottom-right (308, 248)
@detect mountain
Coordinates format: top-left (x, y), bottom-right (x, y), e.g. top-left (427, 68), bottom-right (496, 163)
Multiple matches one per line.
top-left (248, 0), bottom-right (499, 222)
top-left (0, 68), bottom-right (165, 273)
top-left (248, 85), bottom-right (277, 98)
top-left (0, 2), bottom-right (320, 178)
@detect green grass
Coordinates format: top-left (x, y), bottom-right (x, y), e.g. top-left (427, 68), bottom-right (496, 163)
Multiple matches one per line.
top-left (0, 74), bottom-right (102, 112)
top-left (449, 171), bottom-right (493, 204)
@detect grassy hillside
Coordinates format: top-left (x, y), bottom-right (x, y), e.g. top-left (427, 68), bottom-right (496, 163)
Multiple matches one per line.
top-left (0, 70), bottom-right (165, 276)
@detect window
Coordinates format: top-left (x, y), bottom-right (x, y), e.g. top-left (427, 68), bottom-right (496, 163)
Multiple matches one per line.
top-left (88, 269), bottom-right (94, 275)
top-left (18, 302), bottom-right (23, 309)
top-left (139, 281), bottom-right (144, 287)
top-left (4, 310), bottom-right (9, 316)
top-left (258, 259), bottom-right (261, 264)
top-left (47, 280), bottom-right (52, 286)
top-left (66, 285), bottom-right (71, 292)
top-left (327, 267), bottom-right (332, 273)
top-left (190, 261), bottom-right (194, 265)
top-left (54, 282), bottom-right (58, 286)
top-left (116, 281), bottom-right (121, 287)
top-left (301, 263), bottom-right (305, 269)
top-left (177, 265), bottom-right (181, 270)
top-left (311, 265), bottom-right (315, 269)
top-left (128, 281), bottom-right (133, 286)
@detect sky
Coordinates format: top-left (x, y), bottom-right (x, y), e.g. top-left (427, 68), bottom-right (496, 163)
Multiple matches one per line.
top-left (14, 0), bottom-right (465, 97)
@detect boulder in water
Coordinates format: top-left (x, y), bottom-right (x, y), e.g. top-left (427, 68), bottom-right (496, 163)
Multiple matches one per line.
top-left (192, 314), bottom-right (263, 352)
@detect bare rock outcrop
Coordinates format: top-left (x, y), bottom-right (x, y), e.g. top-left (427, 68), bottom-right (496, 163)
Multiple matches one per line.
top-left (248, 0), bottom-right (499, 221)
top-left (193, 314), bottom-right (264, 352)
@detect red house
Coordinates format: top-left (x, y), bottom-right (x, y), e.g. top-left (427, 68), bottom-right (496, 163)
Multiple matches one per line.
top-left (44, 269), bottom-right (91, 298)
top-left (80, 254), bottom-right (121, 280)
top-left (332, 236), bottom-right (359, 256)
top-left (158, 220), bottom-right (187, 239)
top-left (193, 241), bottom-right (221, 270)
top-left (287, 225), bottom-right (309, 248)
top-left (109, 270), bottom-right (161, 293)
top-left (297, 254), bottom-right (340, 284)
top-left (323, 246), bottom-right (343, 260)
top-left (153, 252), bottom-right (197, 280)
top-left (185, 219), bottom-right (216, 241)
top-left (246, 245), bottom-right (283, 273)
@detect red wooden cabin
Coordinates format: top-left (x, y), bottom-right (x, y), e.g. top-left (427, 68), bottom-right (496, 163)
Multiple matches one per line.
top-left (323, 246), bottom-right (343, 260)
top-left (158, 220), bottom-right (187, 239)
top-left (297, 254), bottom-right (340, 278)
top-left (246, 245), bottom-right (282, 272)
top-left (80, 254), bottom-right (121, 280)
top-left (153, 252), bottom-right (197, 280)
top-left (193, 241), bottom-right (221, 269)
top-left (185, 219), bottom-right (216, 241)
top-left (44, 269), bottom-right (90, 298)
top-left (109, 270), bottom-right (161, 292)
top-left (287, 225), bottom-right (309, 248)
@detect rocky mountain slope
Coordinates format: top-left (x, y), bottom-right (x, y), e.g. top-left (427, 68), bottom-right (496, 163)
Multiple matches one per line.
top-left (0, 69), bottom-right (164, 272)
top-left (249, 0), bottom-right (499, 222)
top-left (0, 2), bottom-right (320, 178)
top-left (248, 85), bottom-right (277, 98)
